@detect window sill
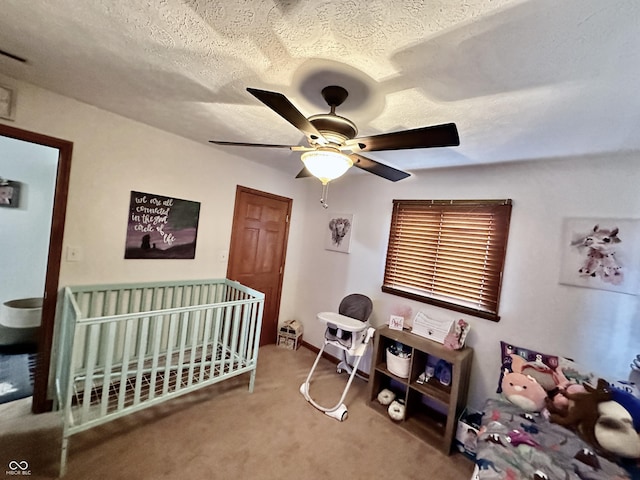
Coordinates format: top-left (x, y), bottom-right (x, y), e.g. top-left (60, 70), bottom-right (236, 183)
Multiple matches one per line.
top-left (381, 285), bottom-right (500, 322)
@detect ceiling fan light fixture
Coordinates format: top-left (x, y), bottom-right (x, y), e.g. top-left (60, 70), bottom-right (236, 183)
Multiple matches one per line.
top-left (301, 148), bottom-right (353, 185)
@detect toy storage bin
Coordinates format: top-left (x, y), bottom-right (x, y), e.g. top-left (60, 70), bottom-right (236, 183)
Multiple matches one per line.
top-left (386, 347), bottom-right (410, 378)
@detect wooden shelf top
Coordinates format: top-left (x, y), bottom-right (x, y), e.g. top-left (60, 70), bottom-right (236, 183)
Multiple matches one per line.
top-left (376, 326), bottom-right (473, 363)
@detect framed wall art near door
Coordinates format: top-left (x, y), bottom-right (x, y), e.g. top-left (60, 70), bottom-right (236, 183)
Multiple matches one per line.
top-left (124, 190), bottom-right (200, 259)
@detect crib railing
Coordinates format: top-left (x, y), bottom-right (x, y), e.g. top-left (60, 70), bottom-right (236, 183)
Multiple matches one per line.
top-left (55, 279), bottom-right (264, 476)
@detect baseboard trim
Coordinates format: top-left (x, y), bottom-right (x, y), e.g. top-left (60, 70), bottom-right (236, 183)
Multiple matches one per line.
top-left (300, 340), bottom-right (369, 380)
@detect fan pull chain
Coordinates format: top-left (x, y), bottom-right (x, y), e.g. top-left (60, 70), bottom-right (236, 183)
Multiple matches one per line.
top-left (320, 183), bottom-right (329, 209)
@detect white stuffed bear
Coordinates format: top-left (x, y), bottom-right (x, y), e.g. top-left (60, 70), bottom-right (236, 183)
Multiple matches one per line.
top-left (388, 400), bottom-right (405, 421)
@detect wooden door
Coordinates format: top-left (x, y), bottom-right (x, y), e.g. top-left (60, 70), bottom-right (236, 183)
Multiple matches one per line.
top-left (227, 186), bottom-right (291, 346)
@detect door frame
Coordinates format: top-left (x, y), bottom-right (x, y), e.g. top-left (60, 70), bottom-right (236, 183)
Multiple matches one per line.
top-left (0, 123), bottom-right (73, 413)
top-left (227, 185), bottom-right (292, 345)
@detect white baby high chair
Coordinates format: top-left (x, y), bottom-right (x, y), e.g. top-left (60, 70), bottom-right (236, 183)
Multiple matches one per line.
top-left (299, 294), bottom-right (375, 421)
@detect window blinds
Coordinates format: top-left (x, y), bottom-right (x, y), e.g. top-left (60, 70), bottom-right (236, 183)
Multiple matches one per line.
top-left (382, 199), bottom-right (512, 321)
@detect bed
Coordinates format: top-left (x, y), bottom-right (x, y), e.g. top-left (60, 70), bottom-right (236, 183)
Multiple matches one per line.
top-left (473, 398), bottom-right (633, 479)
top-left (471, 341), bottom-right (639, 480)
top-left (55, 279), bottom-right (264, 476)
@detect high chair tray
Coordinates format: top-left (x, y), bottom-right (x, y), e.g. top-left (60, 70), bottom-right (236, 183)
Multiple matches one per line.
top-left (317, 311), bottom-right (369, 331)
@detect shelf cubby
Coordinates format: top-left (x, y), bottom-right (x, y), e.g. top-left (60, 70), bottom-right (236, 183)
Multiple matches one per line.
top-left (367, 326), bottom-right (473, 454)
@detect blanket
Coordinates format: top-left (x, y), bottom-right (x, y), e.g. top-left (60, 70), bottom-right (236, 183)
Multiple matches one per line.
top-left (475, 398), bottom-right (632, 479)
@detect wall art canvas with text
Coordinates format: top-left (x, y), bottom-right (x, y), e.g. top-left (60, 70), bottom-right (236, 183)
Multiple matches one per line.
top-left (325, 213), bottom-right (353, 253)
top-left (559, 217), bottom-right (640, 295)
top-left (125, 191), bottom-right (200, 259)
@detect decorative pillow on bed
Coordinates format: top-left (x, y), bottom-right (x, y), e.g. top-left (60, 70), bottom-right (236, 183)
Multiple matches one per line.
top-left (497, 341), bottom-right (560, 394)
top-left (556, 356), bottom-right (599, 387)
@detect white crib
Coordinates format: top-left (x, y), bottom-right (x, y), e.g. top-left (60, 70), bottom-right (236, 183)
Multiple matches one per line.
top-left (55, 279), bottom-right (264, 476)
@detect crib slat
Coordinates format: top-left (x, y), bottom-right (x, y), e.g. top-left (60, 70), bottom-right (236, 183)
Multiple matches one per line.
top-left (81, 323), bottom-right (101, 422)
top-left (175, 311), bottom-right (190, 392)
top-left (148, 314), bottom-right (163, 401)
top-left (117, 319), bottom-right (135, 411)
top-left (199, 309), bottom-right (214, 382)
top-left (133, 317), bottom-right (150, 405)
top-left (220, 305), bottom-right (233, 374)
top-left (209, 307), bottom-right (222, 380)
top-left (186, 311), bottom-right (201, 387)
top-left (99, 322), bottom-right (117, 416)
top-left (237, 305), bottom-right (249, 362)
top-left (163, 314), bottom-right (178, 396)
top-left (228, 305), bottom-right (241, 373)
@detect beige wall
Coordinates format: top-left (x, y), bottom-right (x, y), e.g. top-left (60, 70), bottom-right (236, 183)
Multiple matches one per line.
top-left (0, 74), bottom-right (309, 328)
top-left (294, 154), bottom-right (640, 409)
top-left (2, 73), bottom-right (639, 411)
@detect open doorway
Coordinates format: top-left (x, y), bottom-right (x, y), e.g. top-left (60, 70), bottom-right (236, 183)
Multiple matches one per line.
top-left (0, 123), bottom-right (72, 413)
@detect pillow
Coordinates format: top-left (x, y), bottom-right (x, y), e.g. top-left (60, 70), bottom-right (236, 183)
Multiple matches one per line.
top-left (497, 341), bottom-right (560, 394)
top-left (556, 356), bottom-right (598, 388)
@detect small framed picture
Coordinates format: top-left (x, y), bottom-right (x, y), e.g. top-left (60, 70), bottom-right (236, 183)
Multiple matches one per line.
top-left (325, 213), bottom-right (353, 253)
top-left (0, 84), bottom-right (16, 121)
top-left (0, 179), bottom-right (20, 208)
top-left (389, 315), bottom-right (405, 331)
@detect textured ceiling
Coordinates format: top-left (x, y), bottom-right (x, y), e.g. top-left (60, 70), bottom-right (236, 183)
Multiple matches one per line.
top-left (0, 0), bottom-right (639, 178)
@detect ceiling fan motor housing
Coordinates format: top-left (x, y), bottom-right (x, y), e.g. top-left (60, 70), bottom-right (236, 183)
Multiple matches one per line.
top-left (308, 114), bottom-right (358, 145)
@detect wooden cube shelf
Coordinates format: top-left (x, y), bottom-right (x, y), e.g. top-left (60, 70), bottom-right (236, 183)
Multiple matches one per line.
top-left (367, 326), bottom-right (473, 454)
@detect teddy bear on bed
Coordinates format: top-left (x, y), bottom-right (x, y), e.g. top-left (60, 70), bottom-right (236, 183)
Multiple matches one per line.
top-left (547, 378), bottom-right (640, 460)
top-left (546, 365), bottom-right (588, 415)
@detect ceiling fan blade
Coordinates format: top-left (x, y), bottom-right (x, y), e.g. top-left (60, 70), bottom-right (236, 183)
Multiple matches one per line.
top-left (295, 167), bottom-right (312, 179)
top-left (350, 153), bottom-right (410, 182)
top-left (209, 140), bottom-right (295, 149)
top-left (246, 88), bottom-right (328, 144)
top-left (346, 123), bottom-right (459, 152)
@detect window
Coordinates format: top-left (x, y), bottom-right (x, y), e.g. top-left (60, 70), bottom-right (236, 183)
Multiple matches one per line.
top-left (382, 199), bottom-right (512, 321)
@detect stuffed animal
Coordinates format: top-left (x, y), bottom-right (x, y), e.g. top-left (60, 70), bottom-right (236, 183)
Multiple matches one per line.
top-left (547, 378), bottom-right (612, 454)
top-left (388, 399), bottom-right (405, 421)
top-left (547, 366), bottom-right (588, 414)
top-left (501, 370), bottom-right (548, 412)
top-left (509, 353), bottom-right (556, 392)
top-left (592, 386), bottom-right (640, 459)
top-left (595, 399), bottom-right (640, 458)
top-left (511, 354), bottom-right (556, 391)
top-left (377, 389), bottom-right (395, 406)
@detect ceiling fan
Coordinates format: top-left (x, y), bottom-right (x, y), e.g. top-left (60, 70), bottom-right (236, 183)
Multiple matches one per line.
top-left (210, 86), bottom-right (459, 205)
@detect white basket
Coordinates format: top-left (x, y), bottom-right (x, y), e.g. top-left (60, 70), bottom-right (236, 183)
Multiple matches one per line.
top-left (386, 348), bottom-right (410, 378)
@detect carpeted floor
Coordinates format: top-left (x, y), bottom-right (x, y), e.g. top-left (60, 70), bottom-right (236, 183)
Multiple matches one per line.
top-left (0, 351), bottom-right (36, 405)
top-left (0, 345), bottom-right (474, 479)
